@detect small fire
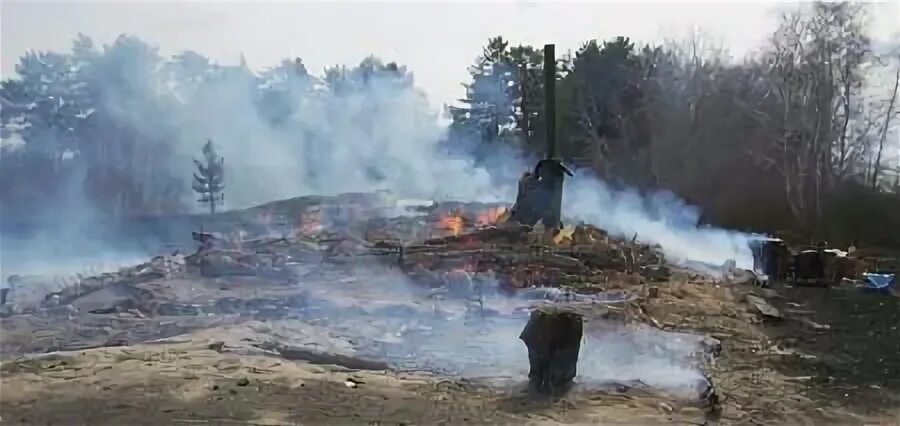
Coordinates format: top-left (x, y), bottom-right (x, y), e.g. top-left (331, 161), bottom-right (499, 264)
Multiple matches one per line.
top-left (437, 209), bottom-right (465, 236)
top-left (476, 206), bottom-right (508, 227)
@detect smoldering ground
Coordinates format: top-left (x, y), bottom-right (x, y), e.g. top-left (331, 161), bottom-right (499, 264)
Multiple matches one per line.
top-left (280, 262), bottom-right (712, 400)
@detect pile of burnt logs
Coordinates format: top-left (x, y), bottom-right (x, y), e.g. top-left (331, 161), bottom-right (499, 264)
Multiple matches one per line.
top-left (187, 218), bottom-right (669, 290)
top-left (189, 231), bottom-right (298, 280)
top-left (391, 224), bottom-right (666, 284)
top-left (0, 253), bottom-right (187, 316)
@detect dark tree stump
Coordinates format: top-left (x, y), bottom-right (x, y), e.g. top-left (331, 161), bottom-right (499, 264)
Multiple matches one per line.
top-left (519, 307), bottom-right (583, 393)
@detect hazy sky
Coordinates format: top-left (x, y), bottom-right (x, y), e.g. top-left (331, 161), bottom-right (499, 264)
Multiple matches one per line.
top-left (2, 1), bottom-right (898, 108)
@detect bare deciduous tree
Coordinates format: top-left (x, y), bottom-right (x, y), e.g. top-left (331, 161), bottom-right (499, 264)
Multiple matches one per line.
top-left (871, 55), bottom-right (900, 189)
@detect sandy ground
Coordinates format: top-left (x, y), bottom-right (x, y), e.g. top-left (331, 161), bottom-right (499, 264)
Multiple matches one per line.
top-left (2, 278), bottom-right (899, 425)
top-left (0, 323), bottom-right (719, 426)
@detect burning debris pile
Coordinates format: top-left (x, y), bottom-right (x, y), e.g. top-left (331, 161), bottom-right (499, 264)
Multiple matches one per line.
top-left (186, 195), bottom-right (672, 296)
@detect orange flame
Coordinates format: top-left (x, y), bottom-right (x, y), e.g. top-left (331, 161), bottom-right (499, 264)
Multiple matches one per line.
top-left (476, 206), bottom-right (508, 226)
top-left (437, 210), bottom-right (465, 236)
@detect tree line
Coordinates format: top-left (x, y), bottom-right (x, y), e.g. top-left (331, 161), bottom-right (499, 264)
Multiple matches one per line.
top-left (449, 2), bottom-right (900, 249)
top-left (0, 35), bottom-right (417, 219)
top-left (1, 1), bottom-right (898, 248)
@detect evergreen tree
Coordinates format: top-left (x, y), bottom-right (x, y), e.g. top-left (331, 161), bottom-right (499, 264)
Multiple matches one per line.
top-left (448, 37), bottom-right (522, 156)
top-left (4, 50), bottom-right (92, 162)
top-left (192, 140), bottom-right (225, 215)
top-left (257, 58), bottom-right (315, 126)
top-left (448, 37), bottom-right (572, 159)
top-left (507, 44), bottom-right (546, 154)
top-left (558, 37), bottom-right (652, 181)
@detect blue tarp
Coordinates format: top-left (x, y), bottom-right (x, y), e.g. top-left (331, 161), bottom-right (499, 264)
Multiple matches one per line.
top-left (862, 273), bottom-right (896, 292)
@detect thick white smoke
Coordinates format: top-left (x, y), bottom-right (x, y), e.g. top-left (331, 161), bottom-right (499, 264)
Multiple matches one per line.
top-left (114, 50), bottom-right (752, 268)
top-left (565, 173), bottom-right (755, 270)
top-left (99, 54), bottom-right (517, 209)
top-left (1, 37), bottom-right (755, 278)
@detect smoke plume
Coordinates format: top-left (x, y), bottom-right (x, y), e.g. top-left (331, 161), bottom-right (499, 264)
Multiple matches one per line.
top-left (565, 174), bottom-right (754, 269)
top-left (1, 35), bottom-right (754, 278)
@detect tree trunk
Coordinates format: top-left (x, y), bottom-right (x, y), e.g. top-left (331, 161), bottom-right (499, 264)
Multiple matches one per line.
top-left (872, 58), bottom-right (899, 189)
top-left (519, 307), bottom-right (583, 394)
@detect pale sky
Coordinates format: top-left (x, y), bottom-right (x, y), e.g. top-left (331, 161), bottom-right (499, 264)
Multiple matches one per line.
top-left (2, 0), bottom-right (898, 108)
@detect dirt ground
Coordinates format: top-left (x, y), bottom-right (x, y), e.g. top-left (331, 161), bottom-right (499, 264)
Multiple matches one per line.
top-left (640, 280), bottom-right (900, 425)
top-left (2, 277), bottom-right (898, 425)
top-left (0, 325), bottom-right (713, 426)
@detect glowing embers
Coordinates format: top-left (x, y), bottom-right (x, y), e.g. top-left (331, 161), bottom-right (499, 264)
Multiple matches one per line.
top-left (476, 206), bottom-right (509, 227)
top-left (294, 204), bottom-right (368, 237)
top-left (435, 208), bottom-right (465, 237)
top-left (432, 205), bottom-right (510, 239)
top-left (297, 207), bottom-right (325, 235)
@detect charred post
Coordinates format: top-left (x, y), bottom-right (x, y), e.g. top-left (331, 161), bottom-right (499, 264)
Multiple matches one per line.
top-left (519, 307), bottom-right (583, 393)
top-left (544, 44), bottom-right (557, 160)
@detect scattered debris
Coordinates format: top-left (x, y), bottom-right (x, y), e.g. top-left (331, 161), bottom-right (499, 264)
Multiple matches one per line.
top-left (745, 294), bottom-right (783, 319)
top-left (797, 317), bottom-right (830, 331)
top-left (252, 341), bottom-right (389, 371)
top-left (862, 273), bottom-right (896, 293)
top-left (700, 336), bottom-right (723, 359)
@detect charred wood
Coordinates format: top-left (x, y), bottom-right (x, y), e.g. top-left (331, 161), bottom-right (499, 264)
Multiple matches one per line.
top-left (519, 306), bottom-right (583, 394)
top-left (253, 341), bottom-right (389, 371)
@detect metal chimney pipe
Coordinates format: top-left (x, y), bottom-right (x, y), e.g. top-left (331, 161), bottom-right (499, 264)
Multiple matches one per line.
top-left (543, 44), bottom-right (557, 160)
top-left (509, 43), bottom-right (569, 230)
top-left (543, 44), bottom-right (564, 229)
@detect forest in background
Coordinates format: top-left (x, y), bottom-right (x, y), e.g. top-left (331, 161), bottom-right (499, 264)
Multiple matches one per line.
top-left (1, 1), bottom-right (899, 250)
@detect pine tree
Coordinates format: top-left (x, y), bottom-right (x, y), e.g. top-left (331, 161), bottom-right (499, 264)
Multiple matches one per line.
top-left (449, 37), bottom-right (546, 158)
top-left (192, 140), bottom-right (225, 215)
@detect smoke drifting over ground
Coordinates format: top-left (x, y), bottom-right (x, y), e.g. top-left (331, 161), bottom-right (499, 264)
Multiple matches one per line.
top-left (293, 263), bottom-right (709, 399)
top-left (1, 36), bottom-right (753, 278)
top-left (565, 173), bottom-right (755, 269)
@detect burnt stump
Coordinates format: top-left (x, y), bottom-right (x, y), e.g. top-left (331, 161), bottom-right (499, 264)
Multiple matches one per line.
top-left (519, 307), bottom-right (583, 393)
